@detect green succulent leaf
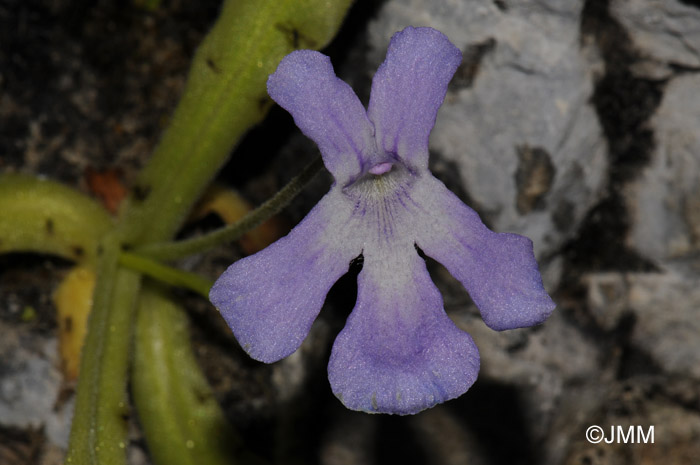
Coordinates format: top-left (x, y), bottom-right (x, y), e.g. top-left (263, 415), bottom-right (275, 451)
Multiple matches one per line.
top-left (0, 173), bottom-right (113, 264)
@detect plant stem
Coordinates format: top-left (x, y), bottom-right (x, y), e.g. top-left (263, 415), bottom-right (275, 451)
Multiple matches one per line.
top-left (135, 156), bottom-right (323, 261)
top-left (65, 236), bottom-right (142, 465)
top-left (118, 0), bottom-right (353, 246)
top-left (119, 251), bottom-right (213, 298)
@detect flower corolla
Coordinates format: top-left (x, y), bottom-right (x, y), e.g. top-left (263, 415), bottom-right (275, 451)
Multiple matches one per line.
top-left (210, 26), bottom-right (555, 415)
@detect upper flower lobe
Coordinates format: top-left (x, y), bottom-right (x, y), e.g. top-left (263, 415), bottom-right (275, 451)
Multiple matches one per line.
top-left (209, 27), bottom-right (556, 415)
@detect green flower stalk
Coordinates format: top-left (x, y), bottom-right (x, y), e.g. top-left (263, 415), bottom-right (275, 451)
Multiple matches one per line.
top-left (119, 0), bottom-right (353, 246)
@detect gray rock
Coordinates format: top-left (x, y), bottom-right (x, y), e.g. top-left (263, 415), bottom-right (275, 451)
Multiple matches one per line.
top-left (0, 324), bottom-right (63, 436)
top-left (368, 0), bottom-right (608, 267)
top-left (611, 0), bottom-right (700, 78)
top-left (625, 73), bottom-right (700, 263)
top-left (585, 269), bottom-right (700, 381)
top-left (627, 271), bottom-right (700, 381)
top-left (584, 272), bottom-right (630, 331)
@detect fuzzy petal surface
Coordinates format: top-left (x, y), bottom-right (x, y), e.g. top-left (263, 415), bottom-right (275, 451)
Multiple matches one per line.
top-left (328, 249), bottom-right (480, 415)
top-left (267, 50), bottom-right (378, 183)
top-left (209, 190), bottom-right (360, 363)
top-left (368, 27), bottom-right (462, 170)
top-left (413, 176), bottom-right (556, 331)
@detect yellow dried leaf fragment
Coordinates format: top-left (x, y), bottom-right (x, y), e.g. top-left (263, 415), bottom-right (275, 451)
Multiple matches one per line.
top-left (194, 184), bottom-right (287, 254)
top-left (53, 265), bottom-right (96, 380)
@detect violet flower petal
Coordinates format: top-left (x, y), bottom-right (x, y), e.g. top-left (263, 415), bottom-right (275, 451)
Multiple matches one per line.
top-left (209, 191), bottom-right (360, 363)
top-left (413, 176), bottom-right (556, 331)
top-left (267, 50), bottom-right (378, 183)
top-left (328, 250), bottom-right (480, 415)
top-left (367, 27), bottom-right (462, 170)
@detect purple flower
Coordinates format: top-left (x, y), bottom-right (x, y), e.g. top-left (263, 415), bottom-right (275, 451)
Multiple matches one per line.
top-left (210, 27), bottom-right (555, 415)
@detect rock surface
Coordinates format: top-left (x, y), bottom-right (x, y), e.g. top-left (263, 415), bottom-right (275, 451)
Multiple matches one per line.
top-left (612, 0), bottom-right (700, 78)
top-left (624, 73), bottom-right (700, 263)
